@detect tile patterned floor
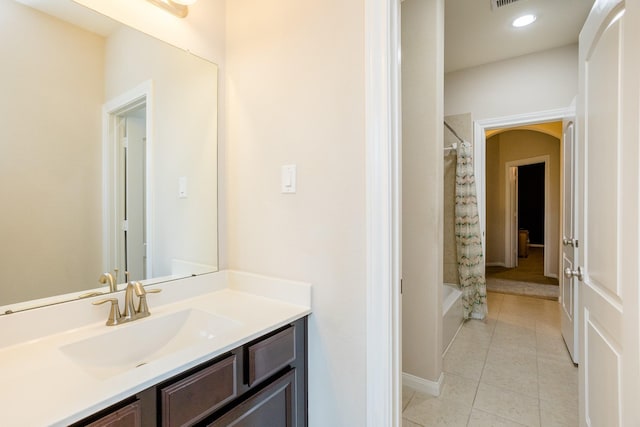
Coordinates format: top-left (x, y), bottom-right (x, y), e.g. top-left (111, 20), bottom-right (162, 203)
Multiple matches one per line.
top-left (403, 292), bottom-right (578, 427)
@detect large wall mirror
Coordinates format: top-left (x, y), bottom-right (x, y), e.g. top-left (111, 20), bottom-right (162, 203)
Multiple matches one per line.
top-left (0, 0), bottom-right (218, 314)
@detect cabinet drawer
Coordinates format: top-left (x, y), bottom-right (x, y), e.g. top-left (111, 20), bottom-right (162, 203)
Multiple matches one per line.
top-left (247, 325), bottom-right (296, 386)
top-left (160, 355), bottom-right (237, 427)
top-left (86, 401), bottom-right (141, 427)
top-left (207, 369), bottom-right (296, 427)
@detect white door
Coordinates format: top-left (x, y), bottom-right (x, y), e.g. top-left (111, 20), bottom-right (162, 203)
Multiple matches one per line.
top-left (507, 166), bottom-right (519, 267)
top-left (577, 0), bottom-right (640, 425)
top-left (560, 117), bottom-right (578, 363)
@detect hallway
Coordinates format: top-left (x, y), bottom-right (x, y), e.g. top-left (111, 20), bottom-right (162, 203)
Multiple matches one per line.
top-left (402, 292), bottom-right (578, 426)
top-left (485, 248), bottom-right (560, 300)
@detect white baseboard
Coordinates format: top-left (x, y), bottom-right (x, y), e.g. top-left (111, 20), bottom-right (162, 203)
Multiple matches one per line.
top-left (529, 243), bottom-right (544, 248)
top-left (486, 262), bottom-right (506, 267)
top-left (547, 273), bottom-right (559, 279)
top-left (402, 372), bottom-right (444, 397)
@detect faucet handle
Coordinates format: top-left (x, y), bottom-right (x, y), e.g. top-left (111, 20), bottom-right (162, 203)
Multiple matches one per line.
top-left (92, 298), bottom-right (122, 326)
top-left (79, 291), bottom-right (105, 299)
top-left (133, 282), bottom-right (161, 318)
top-left (133, 282), bottom-right (161, 296)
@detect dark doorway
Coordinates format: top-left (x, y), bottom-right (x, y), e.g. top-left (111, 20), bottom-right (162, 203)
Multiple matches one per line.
top-left (518, 162), bottom-right (544, 245)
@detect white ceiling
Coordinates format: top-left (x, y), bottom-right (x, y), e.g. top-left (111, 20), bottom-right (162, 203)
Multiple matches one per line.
top-left (445, 0), bottom-right (595, 73)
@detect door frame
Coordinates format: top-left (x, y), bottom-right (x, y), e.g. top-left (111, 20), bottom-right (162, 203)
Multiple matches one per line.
top-left (473, 108), bottom-right (570, 277)
top-left (504, 155), bottom-right (550, 274)
top-left (365, 0), bottom-right (402, 425)
top-left (102, 80), bottom-right (154, 281)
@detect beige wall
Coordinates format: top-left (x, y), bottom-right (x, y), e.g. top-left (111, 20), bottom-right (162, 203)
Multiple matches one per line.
top-left (0, 0), bottom-right (104, 304)
top-left (443, 113), bottom-right (473, 285)
top-left (104, 27), bottom-right (219, 276)
top-left (485, 130), bottom-right (560, 277)
top-left (225, 0), bottom-right (367, 424)
top-left (445, 44), bottom-right (578, 119)
top-left (402, 0), bottom-right (445, 383)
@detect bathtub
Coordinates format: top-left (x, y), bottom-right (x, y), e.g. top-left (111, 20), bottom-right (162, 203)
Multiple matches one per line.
top-left (442, 283), bottom-right (464, 355)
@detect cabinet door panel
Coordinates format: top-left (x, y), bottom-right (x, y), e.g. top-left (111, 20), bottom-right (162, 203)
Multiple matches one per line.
top-left (161, 355), bottom-right (237, 427)
top-left (208, 369), bottom-right (296, 427)
top-left (247, 326), bottom-right (295, 386)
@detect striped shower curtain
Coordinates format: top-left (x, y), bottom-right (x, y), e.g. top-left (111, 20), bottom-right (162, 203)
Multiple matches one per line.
top-left (455, 141), bottom-right (488, 319)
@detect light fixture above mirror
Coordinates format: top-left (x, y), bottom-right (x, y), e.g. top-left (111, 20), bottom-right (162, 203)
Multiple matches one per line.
top-left (146, 0), bottom-right (197, 18)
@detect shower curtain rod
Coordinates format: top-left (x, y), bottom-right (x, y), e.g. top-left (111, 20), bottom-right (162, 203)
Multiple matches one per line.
top-left (444, 121), bottom-right (465, 144)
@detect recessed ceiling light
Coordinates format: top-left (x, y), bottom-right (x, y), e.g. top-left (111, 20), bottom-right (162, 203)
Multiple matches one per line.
top-left (512, 14), bottom-right (537, 28)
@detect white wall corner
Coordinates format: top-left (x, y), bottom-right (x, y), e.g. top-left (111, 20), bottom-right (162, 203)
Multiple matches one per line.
top-left (402, 372), bottom-right (445, 397)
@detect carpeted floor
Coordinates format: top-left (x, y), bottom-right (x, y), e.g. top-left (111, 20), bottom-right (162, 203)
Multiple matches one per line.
top-left (486, 247), bottom-right (558, 285)
top-left (484, 278), bottom-right (559, 300)
top-left (485, 247), bottom-right (559, 300)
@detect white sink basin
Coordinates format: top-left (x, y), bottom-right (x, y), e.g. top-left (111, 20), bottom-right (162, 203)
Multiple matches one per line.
top-left (60, 309), bottom-right (241, 380)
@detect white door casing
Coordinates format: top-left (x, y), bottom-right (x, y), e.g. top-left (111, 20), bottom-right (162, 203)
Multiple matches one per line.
top-left (474, 109), bottom-right (569, 273)
top-left (560, 117), bottom-right (578, 364)
top-left (504, 155), bottom-right (551, 272)
top-left (125, 114), bottom-right (147, 281)
top-left (102, 81), bottom-right (154, 282)
top-left (507, 166), bottom-right (518, 268)
top-left (577, 0), bottom-right (640, 425)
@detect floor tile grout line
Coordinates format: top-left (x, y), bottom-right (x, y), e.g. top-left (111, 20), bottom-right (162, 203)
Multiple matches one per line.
top-left (535, 318), bottom-right (544, 427)
top-left (484, 294), bottom-right (543, 427)
top-left (467, 295), bottom-right (500, 424)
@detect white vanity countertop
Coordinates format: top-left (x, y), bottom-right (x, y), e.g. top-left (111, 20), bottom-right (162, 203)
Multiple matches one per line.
top-left (0, 270), bottom-right (311, 427)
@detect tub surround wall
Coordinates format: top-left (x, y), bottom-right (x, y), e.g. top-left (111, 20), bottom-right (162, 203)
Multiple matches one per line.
top-left (402, 0), bottom-right (445, 391)
top-left (442, 283), bottom-right (463, 355)
top-left (443, 113), bottom-right (473, 285)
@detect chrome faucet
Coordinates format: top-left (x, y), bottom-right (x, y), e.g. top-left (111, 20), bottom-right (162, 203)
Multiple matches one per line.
top-left (93, 282), bottom-right (161, 326)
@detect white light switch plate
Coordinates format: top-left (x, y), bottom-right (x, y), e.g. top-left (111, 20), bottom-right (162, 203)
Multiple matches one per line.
top-left (178, 176), bottom-right (188, 198)
top-left (281, 165), bottom-right (296, 193)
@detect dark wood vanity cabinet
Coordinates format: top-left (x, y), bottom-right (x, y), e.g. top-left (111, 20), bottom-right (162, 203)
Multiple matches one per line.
top-left (72, 317), bottom-right (307, 427)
